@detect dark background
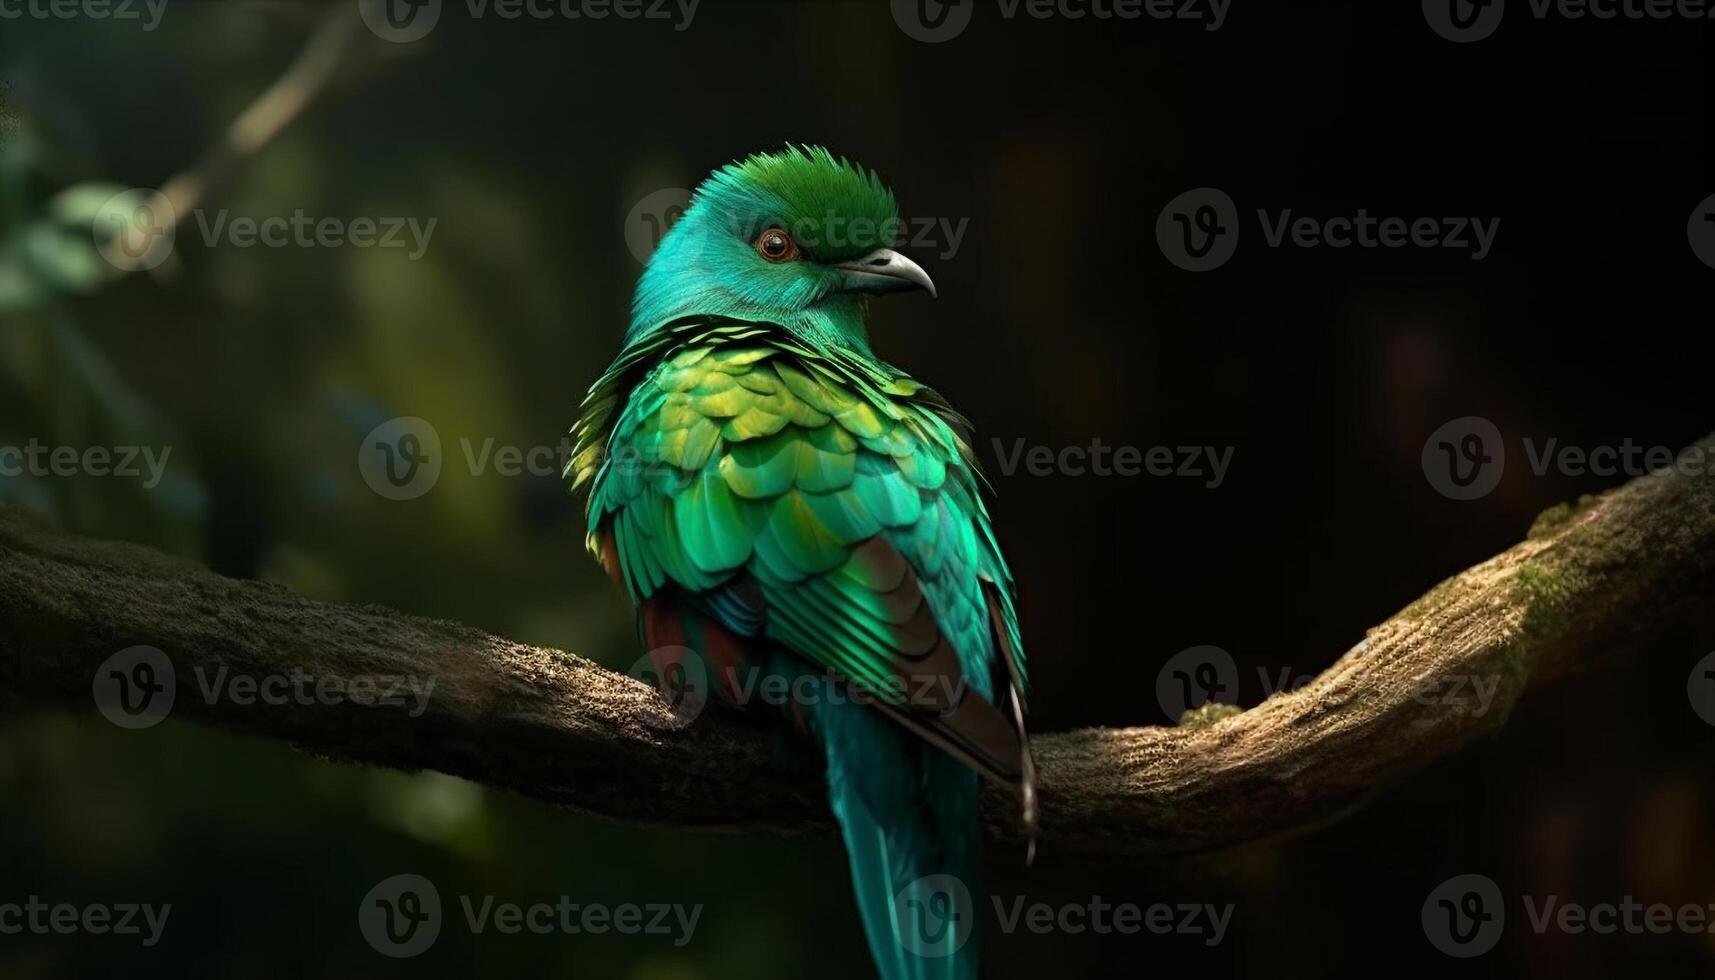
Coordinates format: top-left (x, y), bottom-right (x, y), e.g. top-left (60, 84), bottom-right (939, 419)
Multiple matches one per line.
top-left (2, 0), bottom-right (1713, 976)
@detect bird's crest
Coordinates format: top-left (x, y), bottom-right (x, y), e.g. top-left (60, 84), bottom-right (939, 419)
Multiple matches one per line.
top-left (690, 144), bottom-right (901, 262)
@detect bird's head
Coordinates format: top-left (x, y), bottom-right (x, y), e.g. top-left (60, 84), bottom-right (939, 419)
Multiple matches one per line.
top-left (628, 145), bottom-right (935, 351)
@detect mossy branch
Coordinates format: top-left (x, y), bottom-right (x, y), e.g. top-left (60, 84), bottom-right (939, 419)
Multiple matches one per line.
top-left (1, 433), bottom-right (1713, 864)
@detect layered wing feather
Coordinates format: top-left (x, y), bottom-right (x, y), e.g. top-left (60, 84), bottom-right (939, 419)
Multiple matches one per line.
top-left (572, 318), bottom-right (1029, 789)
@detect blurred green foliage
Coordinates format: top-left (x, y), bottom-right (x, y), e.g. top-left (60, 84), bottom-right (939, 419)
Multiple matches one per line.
top-left (0, 9), bottom-right (866, 978)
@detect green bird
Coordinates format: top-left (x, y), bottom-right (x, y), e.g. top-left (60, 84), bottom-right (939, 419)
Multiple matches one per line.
top-left (569, 146), bottom-right (1033, 980)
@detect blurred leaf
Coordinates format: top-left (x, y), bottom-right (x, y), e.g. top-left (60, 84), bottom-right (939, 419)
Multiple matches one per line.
top-left (0, 183), bottom-right (130, 311)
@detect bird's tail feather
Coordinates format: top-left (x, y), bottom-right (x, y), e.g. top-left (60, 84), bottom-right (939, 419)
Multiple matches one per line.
top-left (815, 693), bottom-right (983, 980)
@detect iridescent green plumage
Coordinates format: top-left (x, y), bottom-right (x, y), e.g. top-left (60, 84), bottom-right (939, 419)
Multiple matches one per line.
top-left (574, 318), bottom-right (1027, 771)
top-left (571, 148), bottom-right (1031, 980)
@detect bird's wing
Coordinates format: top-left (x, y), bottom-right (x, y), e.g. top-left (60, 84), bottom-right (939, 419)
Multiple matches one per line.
top-left (577, 320), bottom-right (1031, 790)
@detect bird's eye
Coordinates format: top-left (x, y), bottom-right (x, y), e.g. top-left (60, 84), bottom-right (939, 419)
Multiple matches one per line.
top-left (754, 227), bottom-right (800, 262)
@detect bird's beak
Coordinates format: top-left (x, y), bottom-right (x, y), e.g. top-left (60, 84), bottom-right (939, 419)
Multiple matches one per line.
top-left (831, 248), bottom-right (937, 299)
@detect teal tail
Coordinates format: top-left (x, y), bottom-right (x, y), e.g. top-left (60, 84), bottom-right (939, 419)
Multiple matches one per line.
top-left (813, 693), bottom-right (983, 980)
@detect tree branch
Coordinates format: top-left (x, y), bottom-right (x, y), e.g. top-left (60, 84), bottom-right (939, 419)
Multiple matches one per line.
top-left (2, 434), bottom-right (1713, 864)
top-left (158, 4), bottom-right (372, 226)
